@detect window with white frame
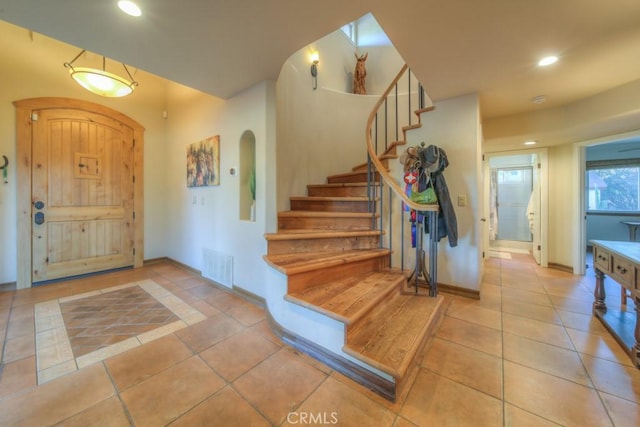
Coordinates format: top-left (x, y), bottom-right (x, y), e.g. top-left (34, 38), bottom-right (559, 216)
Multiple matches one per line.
top-left (340, 22), bottom-right (356, 44)
top-left (586, 159), bottom-right (640, 212)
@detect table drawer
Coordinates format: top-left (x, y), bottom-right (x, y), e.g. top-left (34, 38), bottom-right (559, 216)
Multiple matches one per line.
top-left (611, 255), bottom-right (634, 288)
top-left (593, 246), bottom-right (612, 273)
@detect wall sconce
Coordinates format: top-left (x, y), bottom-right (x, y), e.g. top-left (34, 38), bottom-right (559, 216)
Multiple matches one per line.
top-left (310, 52), bottom-right (319, 90)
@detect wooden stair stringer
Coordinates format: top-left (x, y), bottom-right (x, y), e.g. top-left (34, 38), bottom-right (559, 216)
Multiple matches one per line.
top-left (399, 106), bottom-right (435, 145)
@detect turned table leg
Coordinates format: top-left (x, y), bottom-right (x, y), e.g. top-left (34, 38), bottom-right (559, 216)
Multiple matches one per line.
top-left (633, 295), bottom-right (640, 368)
top-left (593, 269), bottom-right (607, 313)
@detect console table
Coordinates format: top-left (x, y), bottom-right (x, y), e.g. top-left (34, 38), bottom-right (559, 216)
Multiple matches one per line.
top-left (621, 221), bottom-right (640, 241)
top-left (591, 240), bottom-right (640, 367)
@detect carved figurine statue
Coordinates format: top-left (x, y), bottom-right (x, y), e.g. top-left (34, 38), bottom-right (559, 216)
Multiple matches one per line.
top-left (353, 52), bottom-right (368, 95)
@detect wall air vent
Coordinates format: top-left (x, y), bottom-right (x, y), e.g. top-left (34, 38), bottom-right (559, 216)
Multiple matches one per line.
top-left (202, 248), bottom-right (233, 287)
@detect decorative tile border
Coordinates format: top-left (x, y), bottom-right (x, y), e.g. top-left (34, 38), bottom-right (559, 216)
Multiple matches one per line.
top-left (34, 279), bottom-right (206, 384)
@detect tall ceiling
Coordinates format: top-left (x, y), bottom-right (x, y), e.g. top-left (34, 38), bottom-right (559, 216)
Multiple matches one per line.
top-left (1, 0), bottom-right (639, 120)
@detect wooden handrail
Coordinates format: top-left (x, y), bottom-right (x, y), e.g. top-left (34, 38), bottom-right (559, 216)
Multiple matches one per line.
top-left (365, 65), bottom-right (438, 212)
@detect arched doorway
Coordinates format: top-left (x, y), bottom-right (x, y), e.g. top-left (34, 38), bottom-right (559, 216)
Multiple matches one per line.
top-left (14, 98), bottom-right (145, 288)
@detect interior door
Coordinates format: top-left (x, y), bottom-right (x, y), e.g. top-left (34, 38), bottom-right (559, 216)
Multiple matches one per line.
top-left (531, 156), bottom-right (541, 264)
top-left (31, 108), bottom-right (135, 283)
top-left (496, 166), bottom-right (533, 241)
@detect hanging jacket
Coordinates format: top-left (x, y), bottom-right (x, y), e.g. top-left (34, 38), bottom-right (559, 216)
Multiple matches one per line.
top-left (425, 146), bottom-right (458, 247)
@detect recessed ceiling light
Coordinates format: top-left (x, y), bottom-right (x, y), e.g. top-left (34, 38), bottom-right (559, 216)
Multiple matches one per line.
top-left (118, 1), bottom-right (142, 17)
top-left (538, 56), bottom-right (558, 67)
top-left (524, 141), bottom-right (537, 146)
top-left (531, 95), bottom-right (546, 104)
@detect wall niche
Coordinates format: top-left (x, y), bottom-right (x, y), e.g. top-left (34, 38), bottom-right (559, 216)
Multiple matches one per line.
top-left (239, 130), bottom-right (256, 221)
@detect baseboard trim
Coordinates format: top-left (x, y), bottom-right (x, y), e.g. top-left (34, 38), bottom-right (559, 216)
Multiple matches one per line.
top-left (232, 284), bottom-right (266, 307)
top-left (438, 282), bottom-right (480, 300)
top-left (548, 262), bottom-right (573, 274)
top-left (0, 281), bottom-right (17, 292)
top-left (265, 311), bottom-right (396, 402)
top-left (148, 257), bottom-right (201, 275)
top-left (408, 279), bottom-right (480, 300)
top-left (142, 256), bottom-right (173, 266)
top-left (150, 257), bottom-right (267, 306)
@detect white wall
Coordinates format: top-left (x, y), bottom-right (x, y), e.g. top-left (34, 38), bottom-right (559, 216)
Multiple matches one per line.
top-left (163, 81), bottom-right (276, 298)
top-left (587, 215), bottom-right (633, 242)
top-left (406, 94), bottom-right (483, 290)
top-left (305, 30), bottom-right (405, 96)
top-left (276, 31), bottom-right (404, 210)
top-left (547, 144), bottom-right (574, 267)
top-left (0, 21), bottom-right (168, 284)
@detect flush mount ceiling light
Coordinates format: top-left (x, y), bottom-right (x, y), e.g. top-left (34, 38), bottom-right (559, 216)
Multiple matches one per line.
top-left (117, 0), bottom-right (142, 17)
top-left (531, 95), bottom-right (547, 104)
top-left (538, 55), bottom-right (558, 67)
top-left (524, 140), bottom-right (537, 146)
top-left (64, 49), bottom-right (138, 97)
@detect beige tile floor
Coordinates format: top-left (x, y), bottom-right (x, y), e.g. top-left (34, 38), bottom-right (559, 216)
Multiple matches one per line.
top-left (0, 255), bottom-right (638, 426)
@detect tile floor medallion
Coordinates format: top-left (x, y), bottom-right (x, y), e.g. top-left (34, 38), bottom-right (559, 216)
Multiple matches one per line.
top-left (34, 279), bottom-right (206, 384)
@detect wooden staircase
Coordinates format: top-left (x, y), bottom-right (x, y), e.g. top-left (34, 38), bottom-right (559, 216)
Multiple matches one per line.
top-left (264, 156), bottom-right (445, 400)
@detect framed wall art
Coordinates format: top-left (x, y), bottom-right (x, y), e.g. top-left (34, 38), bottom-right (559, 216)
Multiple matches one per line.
top-left (187, 135), bottom-right (220, 187)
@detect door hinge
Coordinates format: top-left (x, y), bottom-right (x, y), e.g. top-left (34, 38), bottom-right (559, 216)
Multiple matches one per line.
top-left (133, 211), bottom-right (136, 220)
top-left (133, 175), bottom-right (135, 183)
top-left (133, 248), bottom-right (136, 255)
top-left (482, 154), bottom-right (485, 161)
top-left (538, 245), bottom-right (541, 250)
top-left (133, 138), bottom-right (136, 148)
top-left (31, 112), bottom-right (38, 121)
top-left (482, 251), bottom-right (485, 258)
top-left (538, 163), bottom-right (541, 169)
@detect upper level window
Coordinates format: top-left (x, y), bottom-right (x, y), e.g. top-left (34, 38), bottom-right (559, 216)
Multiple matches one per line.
top-left (587, 159), bottom-right (640, 212)
top-left (340, 22), bottom-right (356, 44)
top-left (339, 13), bottom-right (391, 47)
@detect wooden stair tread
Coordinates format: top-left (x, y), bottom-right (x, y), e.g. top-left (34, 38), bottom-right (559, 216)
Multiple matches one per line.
top-left (285, 270), bottom-right (405, 324)
top-left (344, 293), bottom-right (444, 379)
top-left (290, 196), bottom-right (370, 202)
top-left (278, 211), bottom-right (375, 218)
top-left (326, 170), bottom-right (382, 180)
top-left (264, 249), bottom-right (390, 275)
top-left (307, 183), bottom-right (368, 188)
top-left (265, 230), bottom-right (381, 240)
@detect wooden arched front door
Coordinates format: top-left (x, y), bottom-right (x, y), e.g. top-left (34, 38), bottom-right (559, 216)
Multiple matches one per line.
top-left (14, 98), bottom-right (144, 288)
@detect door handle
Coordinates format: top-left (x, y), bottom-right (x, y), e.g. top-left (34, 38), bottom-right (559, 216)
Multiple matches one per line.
top-left (480, 218), bottom-right (486, 222)
top-left (34, 200), bottom-right (44, 210)
top-left (34, 211), bottom-right (45, 225)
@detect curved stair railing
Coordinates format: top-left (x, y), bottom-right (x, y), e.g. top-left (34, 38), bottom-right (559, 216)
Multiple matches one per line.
top-left (365, 64), bottom-right (440, 296)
